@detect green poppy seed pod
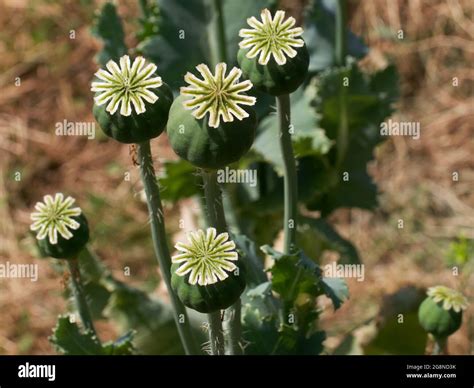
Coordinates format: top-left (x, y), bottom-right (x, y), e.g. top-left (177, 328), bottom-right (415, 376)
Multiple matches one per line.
top-left (167, 63), bottom-right (257, 170)
top-left (418, 286), bottom-right (468, 339)
top-left (91, 55), bottom-right (173, 144)
top-left (237, 9), bottom-right (309, 96)
top-left (30, 193), bottom-right (89, 259)
top-left (170, 228), bottom-right (246, 313)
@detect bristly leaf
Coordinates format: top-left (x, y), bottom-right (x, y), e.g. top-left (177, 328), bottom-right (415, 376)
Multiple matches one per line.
top-left (50, 316), bottom-right (136, 355)
top-left (263, 245), bottom-right (349, 311)
top-left (262, 245), bottom-right (322, 302)
top-left (91, 2), bottom-right (127, 66)
top-left (102, 331), bottom-right (136, 355)
top-left (50, 316), bottom-right (103, 355)
top-left (103, 281), bottom-right (201, 355)
top-left (307, 60), bottom-right (399, 215)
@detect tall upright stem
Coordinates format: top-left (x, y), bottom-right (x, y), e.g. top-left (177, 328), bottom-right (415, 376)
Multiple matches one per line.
top-left (335, 0), bottom-right (348, 168)
top-left (202, 170), bottom-right (227, 233)
top-left (202, 170), bottom-right (241, 355)
top-left (335, 0), bottom-right (347, 67)
top-left (211, 0), bottom-right (228, 65)
top-left (67, 258), bottom-right (97, 337)
top-left (277, 94), bottom-right (298, 255)
top-left (225, 301), bottom-right (242, 355)
top-left (207, 0), bottom-right (242, 355)
top-left (137, 141), bottom-right (197, 355)
top-left (432, 337), bottom-right (447, 355)
top-left (208, 311), bottom-right (225, 355)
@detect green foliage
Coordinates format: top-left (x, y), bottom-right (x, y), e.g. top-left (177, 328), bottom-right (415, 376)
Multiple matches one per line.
top-left (103, 279), bottom-right (203, 355)
top-left (303, 0), bottom-right (367, 73)
top-left (232, 233), bottom-right (267, 287)
top-left (446, 235), bottom-right (473, 267)
top-left (50, 316), bottom-right (102, 355)
top-left (263, 245), bottom-right (349, 311)
top-left (365, 313), bottom-right (427, 355)
top-left (138, 0), bottom-right (276, 90)
top-left (77, 249), bottom-right (200, 355)
top-left (242, 281), bottom-right (326, 355)
top-left (102, 331), bottom-right (136, 355)
top-left (79, 0), bottom-right (401, 356)
top-left (136, 0), bottom-right (161, 42)
top-left (91, 2), bottom-right (127, 65)
top-left (306, 60), bottom-right (399, 215)
top-left (253, 85), bottom-right (332, 173)
top-left (298, 216), bottom-right (360, 265)
top-left (50, 316), bottom-right (135, 355)
top-left (365, 286), bottom-right (428, 354)
top-left (320, 277), bottom-right (349, 311)
top-left (158, 160), bottom-right (200, 202)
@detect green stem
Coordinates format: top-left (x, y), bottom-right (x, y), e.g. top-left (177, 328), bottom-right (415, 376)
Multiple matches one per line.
top-left (277, 94), bottom-right (298, 255)
top-left (67, 258), bottom-right (97, 337)
top-left (224, 301), bottom-right (242, 355)
top-left (432, 337), bottom-right (447, 355)
top-left (335, 0), bottom-right (347, 67)
top-left (202, 170), bottom-right (242, 355)
top-left (202, 170), bottom-right (227, 233)
top-left (137, 141), bottom-right (198, 355)
top-left (211, 0), bottom-right (228, 65)
top-left (335, 0), bottom-right (348, 168)
top-left (277, 94), bottom-right (299, 325)
top-left (207, 0), bottom-right (241, 356)
top-left (208, 311), bottom-right (225, 355)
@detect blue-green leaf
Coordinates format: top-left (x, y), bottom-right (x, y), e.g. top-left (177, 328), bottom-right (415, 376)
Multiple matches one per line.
top-left (50, 316), bottom-right (103, 355)
top-left (303, 0), bottom-right (367, 73)
top-left (320, 276), bottom-right (349, 310)
top-left (90, 2), bottom-right (127, 65)
top-left (139, 0), bottom-right (275, 90)
top-left (298, 216), bottom-right (361, 265)
top-left (253, 85), bottom-right (332, 174)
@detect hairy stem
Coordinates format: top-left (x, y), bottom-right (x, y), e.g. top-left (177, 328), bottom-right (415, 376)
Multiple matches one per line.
top-left (138, 141), bottom-right (197, 355)
top-left (277, 94), bottom-right (298, 255)
top-left (202, 170), bottom-right (227, 233)
top-left (208, 311), bottom-right (225, 355)
top-left (224, 301), bottom-right (242, 355)
top-left (67, 258), bottom-right (97, 337)
top-left (207, 0), bottom-right (241, 356)
top-left (202, 170), bottom-right (242, 355)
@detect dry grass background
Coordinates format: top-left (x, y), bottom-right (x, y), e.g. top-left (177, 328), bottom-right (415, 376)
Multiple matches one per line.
top-left (0, 0), bottom-right (472, 354)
